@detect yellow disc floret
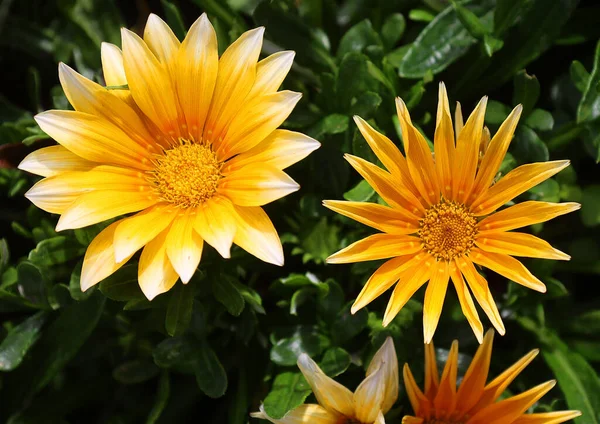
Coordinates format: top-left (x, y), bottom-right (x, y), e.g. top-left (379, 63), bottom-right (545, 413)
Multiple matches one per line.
top-left (150, 141), bottom-right (222, 208)
top-left (419, 198), bottom-right (478, 261)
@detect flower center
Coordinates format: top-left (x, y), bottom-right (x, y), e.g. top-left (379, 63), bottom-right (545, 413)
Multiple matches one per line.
top-left (418, 198), bottom-right (478, 261)
top-left (150, 141), bottom-right (222, 208)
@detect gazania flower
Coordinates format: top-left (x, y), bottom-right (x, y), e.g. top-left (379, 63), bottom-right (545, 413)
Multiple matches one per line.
top-left (19, 14), bottom-right (319, 299)
top-left (324, 83), bottom-right (579, 342)
top-left (251, 337), bottom-right (398, 424)
top-left (402, 330), bottom-right (581, 424)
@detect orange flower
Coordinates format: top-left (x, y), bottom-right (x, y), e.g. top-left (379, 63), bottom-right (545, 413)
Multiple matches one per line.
top-left (324, 83), bottom-right (579, 342)
top-left (402, 331), bottom-right (581, 424)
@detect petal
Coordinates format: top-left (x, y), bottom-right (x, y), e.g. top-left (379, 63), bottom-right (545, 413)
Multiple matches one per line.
top-left (250, 404), bottom-right (340, 424)
top-left (511, 411), bottom-right (582, 424)
top-left (354, 362), bottom-right (387, 423)
top-left (455, 257), bottom-right (505, 335)
top-left (470, 105), bottom-right (522, 201)
top-left (165, 211), bottom-right (204, 284)
top-left (455, 102), bottom-right (464, 138)
top-left (19, 145), bottom-right (95, 177)
top-left (374, 411), bottom-right (386, 424)
top-left (231, 205), bottom-right (283, 266)
top-left (322, 200), bottom-right (419, 234)
top-left (366, 337), bottom-right (399, 413)
top-left (138, 228), bottom-right (180, 300)
top-left (219, 164), bottom-right (299, 207)
top-left (352, 255), bottom-right (421, 313)
top-left (476, 231), bottom-right (570, 261)
top-left (101, 42), bottom-right (127, 86)
top-left (296, 353), bottom-right (355, 417)
top-left (433, 340), bottom-right (459, 413)
top-left (469, 248), bottom-right (546, 292)
top-left (478, 201), bottom-right (581, 232)
top-left (248, 50), bottom-right (295, 98)
top-left (80, 220), bottom-right (132, 291)
top-left (326, 233), bottom-right (422, 264)
top-left (424, 341), bottom-right (439, 399)
top-left (34, 110), bottom-right (153, 170)
top-left (56, 190), bottom-right (157, 231)
top-left (470, 161), bottom-right (570, 216)
top-left (217, 91), bottom-right (302, 160)
top-left (449, 265), bottom-right (483, 343)
top-left (423, 260), bottom-right (450, 343)
top-left (113, 204), bottom-right (178, 263)
top-left (194, 195), bottom-right (237, 258)
top-left (176, 13), bottom-right (218, 140)
top-left (402, 417), bottom-right (424, 424)
top-left (403, 364), bottom-right (432, 416)
top-left (143, 14), bottom-right (180, 66)
top-left (222, 129), bottom-right (320, 172)
top-left (383, 254), bottom-right (433, 326)
top-left (434, 83), bottom-right (455, 199)
top-left (452, 97), bottom-right (487, 203)
top-left (455, 330), bottom-right (494, 413)
top-left (396, 97), bottom-right (439, 205)
top-left (204, 27), bottom-right (264, 142)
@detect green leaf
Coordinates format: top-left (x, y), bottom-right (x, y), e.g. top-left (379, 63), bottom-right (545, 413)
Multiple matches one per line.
top-left (233, 281), bottom-right (265, 314)
top-left (451, 0), bottom-right (489, 39)
top-left (512, 126), bottom-right (549, 163)
top-left (336, 19), bottom-right (382, 59)
top-left (211, 274), bottom-right (245, 316)
top-left (113, 360), bottom-right (160, 385)
top-left (485, 100), bottom-right (511, 125)
top-left (513, 70), bottom-right (540, 117)
top-left (569, 310), bottom-right (600, 336)
top-left (68, 260), bottom-right (94, 301)
top-left (493, 0), bottom-right (530, 36)
top-left (194, 342), bottom-right (228, 398)
top-left (332, 302), bottom-right (369, 344)
top-left (408, 9), bottom-right (435, 23)
top-left (317, 279), bottom-right (345, 323)
top-left (344, 179), bottom-right (375, 202)
top-left (483, 34), bottom-right (504, 57)
top-left (270, 327), bottom-right (329, 366)
top-left (16, 261), bottom-right (49, 308)
top-left (153, 336), bottom-right (197, 368)
top-left (290, 287), bottom-right (312, 316)
top-left (263, 372), bottom-right (311, 419)
top-left (0, 311), bottom-right (48, 371)
top-left (381, 14), bottom-right (406, 50)
top-left (0, 238), bottom-right (8, 275)
top-left (161, 0), bottom-right (186, 40)
top-left (28, 236), bottom-right (84, 267)
top-left (319, 347), bottom-right (351, 377)
top-left (307, 114), bottom-right (349, 139)
top-left (336, 53), bottom-right (378, 111)
top-left (571, 60), bottom-right (590, 93)
top-left (146, 371), bottom-right (170, 424)
top-left (577, 40), bottom-right (600, 124)
top-left (165, 283), bottom-right (194, 337)
top-left (99, 264), bottom-right (144, 301)
top-left (528, 179), bottom-right (560, 203)
top-left (524, 109), bottom-right (554, 131)
top-left (580, 185), bottom-right (600, 227)
top-left (300, 217), bottom-right (340, 264)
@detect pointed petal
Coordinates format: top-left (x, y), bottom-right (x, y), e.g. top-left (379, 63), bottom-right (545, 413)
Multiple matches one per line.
top-left (19, 145), bottom-right (95, 177)
top-left (326, 233), bottom-right (422, 264)
top-left (455, 330), bottom-right (494, 413)
top-left (354, 362), bottom-right (386, 423)
top-left (166, 212), bottom-right (203, 283)
top-left (402, 417), bottom-right (424, 424)
top-left (248, 50), bottom-right (295, 98)
top-left (250, 404), bottom-right (340, 424)
top-left (424, 341), bottom-right (439, 399)
top-left (455, 102), bottom-right (464, 139)
top-left (322, 200), bottom-right (419, 234)
top-left (101, 42), bottom-right (127, 86)
top-left (296, 353), bottom-right (355, 417)
top-left (374, 411), bottom-right (386, 424)
top-left (434, 83), bottom-right (455, 199)
top-left (219, 164), bottom-right (299, 206)
top-left (80, 220), bottom-right (132, 291)
top-left (194, 195), bottom-right (236, 258)
top-left (449, 264), bottom-right (483, 343)
top-left (138, 228), bottom-right (179, 300)
top-left (433, 340), bottom-right (459, 413)
top-left (366, 337), bottom-right (399, 413)
top-left (511, 411), bottom-right (582, 424)
top-left (143, 14), bottom-right (180, 65)
top-left (423, 260), bottom-right (450, 343)
top-left (476, 231), bottom-right (570, 261)
top-left (469, 248), bottom-right (547, 292)
top-left (478, 201), bottom-right (581, 232)
top-left (403, 364), bottom-right (432, 416)
top-left (470, 161), bottom-right (570, 216)
top-left (231, 205), bottom-right (283, 266)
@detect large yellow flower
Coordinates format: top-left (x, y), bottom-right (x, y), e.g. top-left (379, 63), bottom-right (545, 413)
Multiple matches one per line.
top-left (402, 331), bottom-right (581, 424)
top-left (324, 83), bottom-right (579, 343)
top-left (252, 337), bottom-right (398, 424)
top-left (19, 14), bottom-right (319, 300)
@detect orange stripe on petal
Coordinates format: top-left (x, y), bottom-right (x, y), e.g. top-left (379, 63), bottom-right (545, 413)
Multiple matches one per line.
top-left (478, 201), bottom-right (580, 232)
top-left (322, 200), bottom-right (419, 234)
top-left (511, 411), bottom-right (582, 424)
top-left (327, 233), bottom-right (422, 264)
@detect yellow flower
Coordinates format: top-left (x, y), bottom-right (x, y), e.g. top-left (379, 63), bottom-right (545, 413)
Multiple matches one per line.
top-left (19, 14), bottom-right (319, 300)
top-left (402, 331), bottom-right (581, 424)
top-left (324, 83), bottom-right (579, 343)
top-left (251, 337), bottom-right (398, 424)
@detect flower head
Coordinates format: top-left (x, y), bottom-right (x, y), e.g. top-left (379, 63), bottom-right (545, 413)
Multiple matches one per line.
top-left (402, 331), bottom-right (581, 424)
top-left (324, 83), bottom-right (579, 342)
top-left (19, 14), bottom-right (319, 300)
top-left (252, 337), bottom-right (399, 424)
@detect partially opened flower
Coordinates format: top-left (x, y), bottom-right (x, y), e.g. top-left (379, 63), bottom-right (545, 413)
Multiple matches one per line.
top-left (324, 83), bottom-right (579, 343)
top-left (19, 14), bottom-right (319, 299)
top-left (251, 337), bottom-right (398, 424)
top-left (402, 330), bottom-right (581, 424)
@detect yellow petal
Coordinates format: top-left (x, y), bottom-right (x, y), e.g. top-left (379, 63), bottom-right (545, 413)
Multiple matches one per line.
top-left (113, 204), bottom-right (178, 263)
top-left (455, 330), bottom-right (494, 413)
top-left (143, 14), bottom-right (180, 66)
top-left (455, 102), bottom-right (464, 139)
top-left (403, 364), bottom-right (432, 417)
top-left (476, 231), bottom-right (570, 261)
top-left (452, 96), bottom-right (487, 203)
top-left (470, 161), bottom-right (570, 216)
top-left (366, 337), bottom-right (399, 413)
top-left (248, 50), bottom-right (295, 98)
top-left (402, 417), bottom-right (424, 424)
top-left (434, 83), bottom-right (455, 199)
top-left (217, 90), bottom-right (302, 160)
top-left (176, 13), bottom-right (218, 141)
top-left (374, 411), bottom-right (386, 424)
top-left (354, 362), bottom-right (386, 423)
top-left (296, 353), bottom-right (355, 417)
top-left (165, 211), bottom-right (204, 284)
top-left (219, 164), bottom-right (299, 207)
top-left (449, 265), bottom-right (483, 343)
top-left (433, 340), bottom-right (459, 413)
top-left (194, 195), bottom-right (237, 258)
top-left (222, 129), bottom-right (320, 172)
top-left (322, 200), bottom-right (419, 234)
top-left (352, 254), bottom-right (421, 313)
top-left (250, 404), bottom-right (340, 424)
top-left (511, 411), bottom-right (582, 424)
top-left (80, 220), bottom-right (132, 291)
top-left (34, 110), bottom-right (152, 170)
top-left (138, 228), bottom-right (179, 300)
top-left (326, 233), bottom-right (422, 264)
top-left (231, 205), bottom-right (283, 265)
top-left (469, 248), bottom-right (547, 292)
top-left (478, 201), bottom-right (580, 232)
top-left (204, 27), bottom-right (264, 142)
top-left (423, 260), bottom-right (450, 343)
top-left (101, 42), bottom-right (127, 86)
top-left (19, 145), bottom-right (95, 177)
top-left (56, 190), bottom-right (157, 231)
top-left (470, 105), bottom-right (522, 201)
top-left (424, 341), bottom-right (439, 399)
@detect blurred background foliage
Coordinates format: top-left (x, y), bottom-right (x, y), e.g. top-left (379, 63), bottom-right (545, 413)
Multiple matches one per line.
top-left (1, 0), bottom-right (600, 422)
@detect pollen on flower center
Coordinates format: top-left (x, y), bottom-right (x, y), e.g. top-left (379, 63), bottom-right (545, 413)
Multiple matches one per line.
top-left (418, 198), bottom-right (478, 261)
top-left (150, 141), bottom-right (222, 208)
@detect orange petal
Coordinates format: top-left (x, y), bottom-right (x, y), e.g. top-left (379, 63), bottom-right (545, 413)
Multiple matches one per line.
top-left (434, 83), bottom-right (455, 199)
top-left (165, 211), bottom-right (204, 284)
top-left (476, 231), bottom-right (570, 261)
top-left (402, 417), bottom-right (425, 424)
top-left (138, 228), bottom-right (180, 300)
top-left (248, 50), bottom-right (295, 98)
top-left (424, 341), bottom-right (439, 400)
top-left (194, 195), bottom-right (237, 259)
top-left (19, 145), bottom-right (95, 177)
top-left (455, 330), bottom-right (494, 413)
top-left (433, 340), bottom-right (459, 413)
top-left (511, 411), bottom-right (582, 424)
top-left (478, 201), bottom-right (581, 232)
top-left (423, 260), bottom-right (450, 343)
top-left (455, 102), bottom-right (464, 139)
top-left (403, 364), bottom-right (432, 417)
top-left (327, 233), bottom-right (422, 264)
top-left (449, 264), bottom-right (483, 343)
top-left (231, 205), bottom-right (283, 266)
top-left (322, 200), bottom-right (419, 234)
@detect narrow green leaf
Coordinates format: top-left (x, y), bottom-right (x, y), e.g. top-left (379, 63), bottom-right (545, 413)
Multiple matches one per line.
top-left (381, 14), bottom-right (406, 50)
top-left (408, 9), bottom-right (435, 23)
top-left (513, 70), bottom-right (540, 117)
top-left (263, 372), bottom-right (311, 419)
top-left (0, 311), bottom-right (48, 371)
top-left (146, 371), bottom-right (170, 424)
top-left (493, 0), bottom-right (530, 36)
top-left (571, 60), bottom-right (590, 93)
top-left (194, 342), bottom-right (228, 398)
top-left (165, 283), bottom-right (194, 337)
top-left (451, 0), bottom-right (489, 39)
top-left (211, 274), bottom-right (245, 316)
top-left (577, 40), bottom-right (600, 123)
